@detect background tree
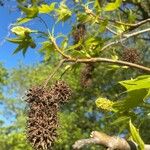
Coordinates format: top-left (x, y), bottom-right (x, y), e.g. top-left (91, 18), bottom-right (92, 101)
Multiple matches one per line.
top-left (0, 0), bottom-right (150, 149)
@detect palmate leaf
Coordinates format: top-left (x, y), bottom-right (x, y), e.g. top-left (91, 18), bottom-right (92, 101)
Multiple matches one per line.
top-left (7, 35), bottom-right (36, 56)
top-left (113, 89), bottom-right (147, 111)
top-left (13, 43), bottom-right (27, 55)
top-left (56, 2), bottom-right (72, 22)
top-left (11, 26), bottom-right (32, 36)
top-left (6, 37), bottom-right (23, 44)
top-left (77, 13), bottom-right (95, 24)
top-left (38, 3), bottom-right (56, 14)
top-left (119, 75), bottom-right (150, 92)
top-left (18, 4), bottom-right (39, 18)
top-left (16, 18), bottom-right (32, 25)
top-left (39, 41), bottom-right (54, 61)
top-left (111, 116), bottom-right (130, 125)
top-left (7, 26), bottom-right (36, 56)
top-left (129, 120), bottom-right (145, 150)
top-left (104, 0), bottom-right (122, 11)
top-left (113, 75), bottom-right (150, 111)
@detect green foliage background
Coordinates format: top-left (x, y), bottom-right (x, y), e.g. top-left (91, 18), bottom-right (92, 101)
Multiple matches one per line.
top-left (0, 0), bottom-right (150, 149)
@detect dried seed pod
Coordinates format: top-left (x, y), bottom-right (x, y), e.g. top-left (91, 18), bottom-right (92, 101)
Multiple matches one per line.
top-left (27, 104), bottom-right (58, 150)
top-left (26, 86), bottom-right (59, 150)
top-left (25, 81), bottom-right (72, 149)
top-left (50, 81), bottom-right (72, 104)
top-left (122, 48), bottom-right (141, 63)
top-left (80, 63), bottom-right (95, 88)
top-left (72, 23), bottom-right (86, 50)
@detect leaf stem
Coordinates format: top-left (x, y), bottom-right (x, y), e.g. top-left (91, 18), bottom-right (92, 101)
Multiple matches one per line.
top-left (43, 59), bottom-right (65, 87)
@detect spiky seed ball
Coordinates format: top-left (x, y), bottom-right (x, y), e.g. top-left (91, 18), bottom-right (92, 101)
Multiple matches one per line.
top-left (27, 103), bottom-right (58, 150)
top-left (25, 86), bottom-right (59, 150)
top-left (72, 23), bottom-right (86, 50)
top-left (50, 81), bottom-right (72, 104)
top-left (80, 63), bottom-right (95, 88)
top-left (25, 81), bottom-right (72, 149)
top-left (122, 48), bottom-right (140, 63)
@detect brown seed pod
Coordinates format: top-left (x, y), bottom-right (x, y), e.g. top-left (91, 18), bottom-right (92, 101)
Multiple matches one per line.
top-left (25, 81), bottom-right (72, 149)
top-left (122, 48), bottom-right (141, 63)
top-left (25, 86), bottom-right (58, 150)
top-left (50, 81), bottom-right (72, 104)
top-left (80, 63), bottom-right (95, 88)
top-left (72, 23), bottom-right (86, 50)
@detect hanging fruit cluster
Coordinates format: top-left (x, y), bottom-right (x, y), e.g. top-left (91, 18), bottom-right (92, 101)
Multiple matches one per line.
top-left (80, 63), bottom-right (95, 88)
top-left (72, 23), bottom-right (86, 50)
top-left (25, 81), bottom-right (72, 150)
top-left (122, 48), bottom-right (141, 63)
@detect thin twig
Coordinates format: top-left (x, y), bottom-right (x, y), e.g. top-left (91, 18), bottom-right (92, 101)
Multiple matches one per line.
top-left (64, 58), bottom-right (150, 73)
top-left (106, 26), bottom-right (118, 35)
top-left (84, 6), bottom-right (150, 28)
top-left (50, 36), bottom-right (71, 59)
top-left (125, 28), bottom-right (150, 38)
top-left (59, 65), bottom-right (72, 80)
top-left (43, 59), bottom-right (65, 87)
top-left (101, 28), bottom-right (150, 51)
top-left (38, 16), bottom-right (50, 31)
top-left (43, 57), bottom-right (150, 87)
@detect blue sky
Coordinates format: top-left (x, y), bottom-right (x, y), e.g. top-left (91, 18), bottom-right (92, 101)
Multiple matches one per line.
top-left (0, 4), bottom-right (47, 125)
top-left (0, 5), bottom-right (43, 69)
top-left (0, 2), bottom-right (73, 125)
top-left (0, 2), bottom-right (72, 69)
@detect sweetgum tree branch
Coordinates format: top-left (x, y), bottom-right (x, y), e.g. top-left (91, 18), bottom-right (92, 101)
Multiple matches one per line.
top-left (44, 57), bottom-right (150, 85)
top-left (101, 28), bottom-right (150, 51)
top-left (49, 36), bottom-right (71, 59)
top-left (72, 131), bottom-right (150, 150)
top-left (84, 6), bottom-right (150, 28)
top-left (43, 59), bottom-right (65, 87)
top-left (64, 58), bottom-right (150, 73)
top-left (50, 33), bottom-right (150, 73)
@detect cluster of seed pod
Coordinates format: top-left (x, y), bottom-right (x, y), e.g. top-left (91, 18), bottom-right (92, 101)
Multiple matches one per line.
top-left (72, 23), bottom-right (86, 50)
top-left (122, 48), bottom-right (141, 63)
top-left (25, 81), bottom-right (72, 150)
top-left (80, 63), bottom-right (95, 88)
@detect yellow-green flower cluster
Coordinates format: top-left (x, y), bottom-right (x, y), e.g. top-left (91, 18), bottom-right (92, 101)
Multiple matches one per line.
top-left (95, 97), bottom-right (114, 112)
